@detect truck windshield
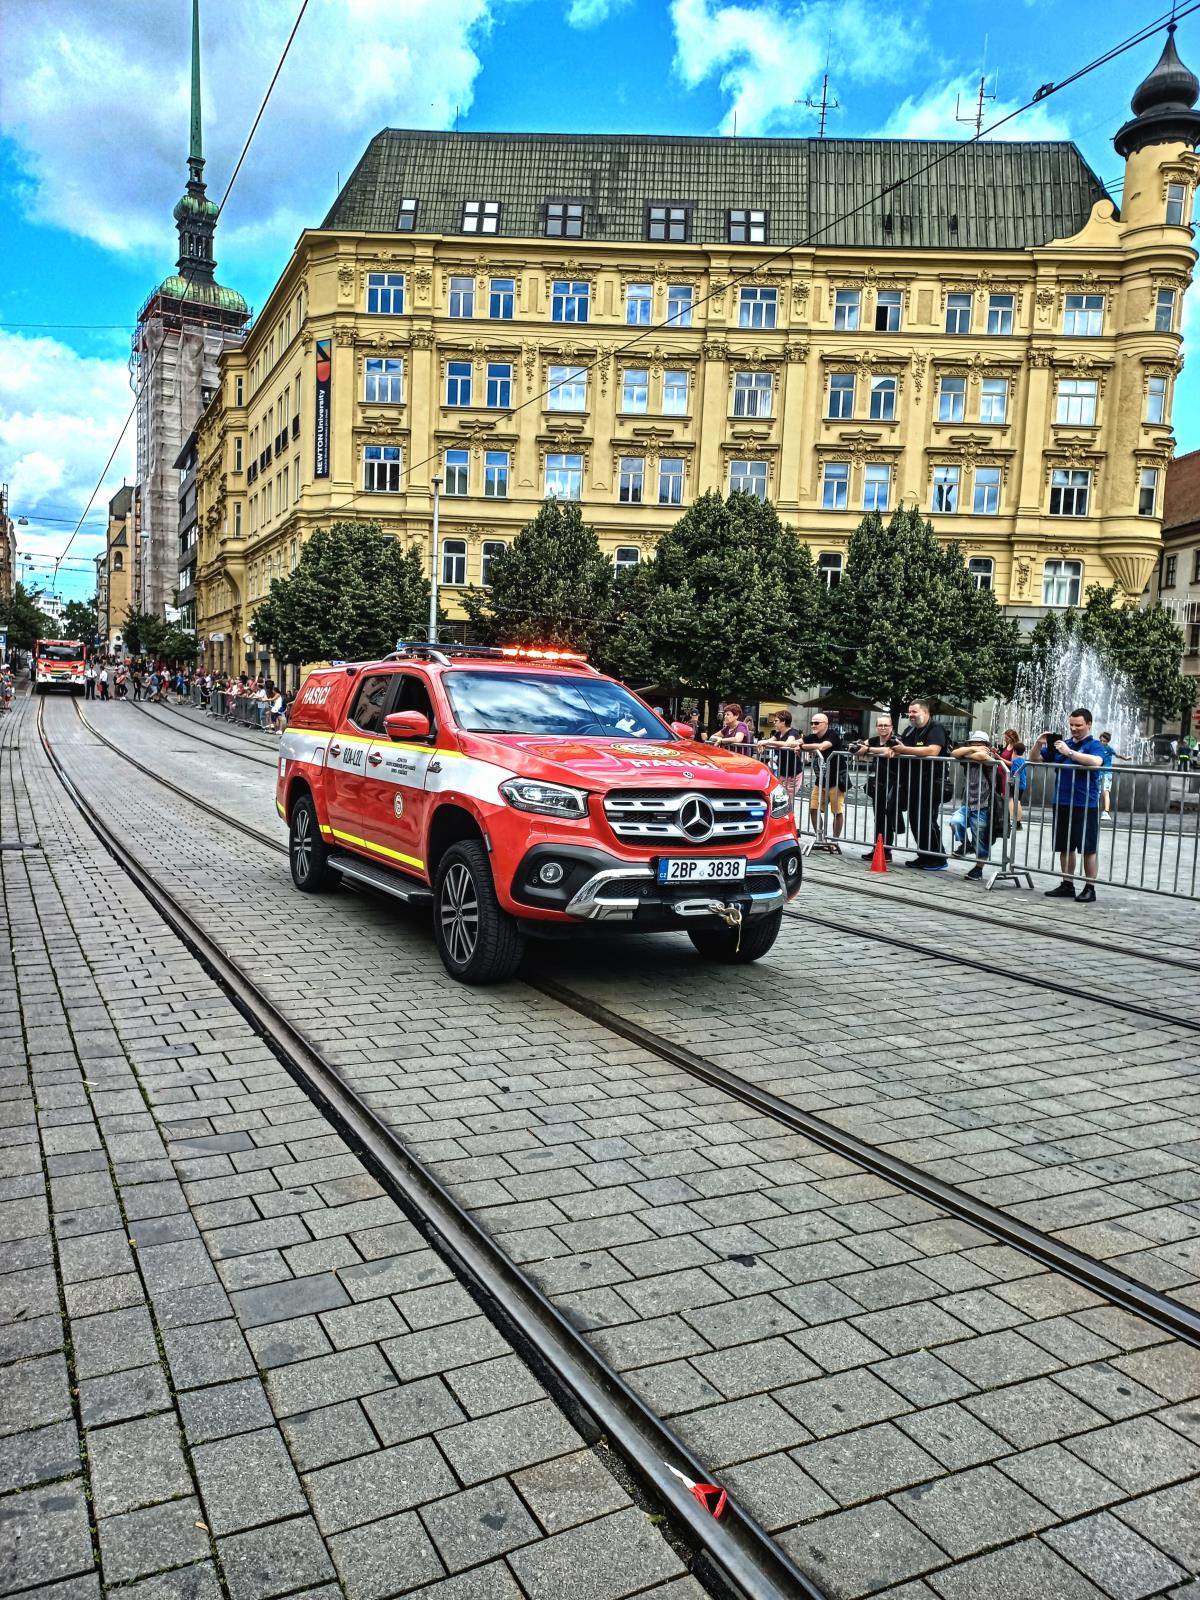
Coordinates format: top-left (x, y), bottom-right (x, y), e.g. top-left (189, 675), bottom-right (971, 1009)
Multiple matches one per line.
top-left (38, 646), bottom-right (83, 661)
top-left (444, 671), bottom-right (670, 739)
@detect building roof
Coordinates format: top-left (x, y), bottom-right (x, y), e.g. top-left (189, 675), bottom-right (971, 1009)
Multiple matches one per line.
top-left (108, 485), bottom-right (134, 519)
top-left (1164, 448), bottom-right (1200, 533)
top-left (323, 130), bottom-right (1110, 251)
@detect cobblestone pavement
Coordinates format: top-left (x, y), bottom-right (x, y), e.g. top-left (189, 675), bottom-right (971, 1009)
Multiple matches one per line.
top-left (16, 693), bottom-right (1200, 1598)
top-left (1, 694), bottom-right (700, 1600)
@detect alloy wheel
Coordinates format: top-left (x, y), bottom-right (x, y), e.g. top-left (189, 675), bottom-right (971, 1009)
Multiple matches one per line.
top-left (440, 862), bottom-right (480, 967)
top-left (293, 807), bottom-right (312, 883)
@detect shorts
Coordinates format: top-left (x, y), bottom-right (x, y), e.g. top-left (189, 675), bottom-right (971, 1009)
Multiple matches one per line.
top-left (1053, 803), bottom-right (1099, 856)
top-left (810, 786), bottom-right (845, 816)
top-left (1100, 773), bottom-right (1113, 794)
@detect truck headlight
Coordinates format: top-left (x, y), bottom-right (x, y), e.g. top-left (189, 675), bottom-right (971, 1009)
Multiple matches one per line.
top-left (500, 778), bottom-right (589, 819)
top-left (769, 783), bottom-right (791, 817)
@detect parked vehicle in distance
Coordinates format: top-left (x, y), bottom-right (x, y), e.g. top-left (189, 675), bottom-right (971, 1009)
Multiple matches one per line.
top-left (33, 639), bottom-right (87, 695)
top-left (276, 642), bottom-right (802, 983)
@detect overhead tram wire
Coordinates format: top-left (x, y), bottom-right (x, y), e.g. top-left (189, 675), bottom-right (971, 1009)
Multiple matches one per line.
top-left (48, 0), bottom-right (312, 586)
top-left (311, 0), bottom-right (1200, 517)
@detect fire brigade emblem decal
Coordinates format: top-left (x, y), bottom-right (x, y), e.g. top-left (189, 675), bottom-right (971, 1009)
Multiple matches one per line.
top-left (393, 794), bottom-right (405, 818)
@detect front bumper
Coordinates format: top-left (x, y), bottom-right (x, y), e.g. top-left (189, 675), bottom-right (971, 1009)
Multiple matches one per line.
top-left (509, 839), bottom-right (802, 928)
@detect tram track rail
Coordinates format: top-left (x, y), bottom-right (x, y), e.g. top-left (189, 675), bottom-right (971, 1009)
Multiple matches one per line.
top-left (58, 694), bottom-right (1200, 1355)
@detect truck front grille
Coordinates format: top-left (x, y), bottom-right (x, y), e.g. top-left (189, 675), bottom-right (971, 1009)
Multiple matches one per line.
top-left (603, 789), bottom-right (767, 845)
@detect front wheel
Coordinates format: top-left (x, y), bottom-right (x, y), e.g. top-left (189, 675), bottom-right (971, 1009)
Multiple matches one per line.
top-left (289, 793), bottom-right (338, 893)
top-left (688, 908), bottom-right (783, 964)
top-left (434, 840), bottom-right (525, 985)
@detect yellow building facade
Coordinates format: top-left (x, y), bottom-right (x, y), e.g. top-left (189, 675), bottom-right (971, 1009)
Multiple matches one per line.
top-left (196, 33), bottom-right (1200, 675)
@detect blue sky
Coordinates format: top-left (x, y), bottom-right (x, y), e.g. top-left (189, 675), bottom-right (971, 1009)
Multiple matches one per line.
top-left (1, 0), bottom-right (1195, 603)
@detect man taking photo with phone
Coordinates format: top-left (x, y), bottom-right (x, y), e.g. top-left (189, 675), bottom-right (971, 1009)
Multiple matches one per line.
top-left (1029, 706), bottom-right (1105, 903)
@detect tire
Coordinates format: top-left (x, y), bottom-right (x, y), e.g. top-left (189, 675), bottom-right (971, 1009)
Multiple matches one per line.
top-left (688, 907), bottom-right (783, 964)
top-left (289, 793), bottom-right (338, 893)
top-left (433, 840), bottom-right (525, 985)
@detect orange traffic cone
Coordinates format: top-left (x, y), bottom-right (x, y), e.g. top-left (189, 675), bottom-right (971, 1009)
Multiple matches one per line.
top-left (869, 834), bottom-right (888, 874)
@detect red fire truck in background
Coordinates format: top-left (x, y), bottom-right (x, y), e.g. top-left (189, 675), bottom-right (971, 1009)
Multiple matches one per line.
top-left (33, 639), bottom-right (87, 695)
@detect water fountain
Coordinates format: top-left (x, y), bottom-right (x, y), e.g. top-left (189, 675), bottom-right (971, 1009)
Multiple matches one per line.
top-left (1005, 635), bottom-right (1148, 760)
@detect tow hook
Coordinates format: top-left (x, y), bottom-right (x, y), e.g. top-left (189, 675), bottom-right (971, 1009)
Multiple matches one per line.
top-left (714, 902), bottom-right (743, 952)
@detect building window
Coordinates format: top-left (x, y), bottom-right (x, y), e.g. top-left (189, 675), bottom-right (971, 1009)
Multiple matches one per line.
top-left (622, 368), bottom-right (649, 413)
top-left (1193, 549), bottom-right (1200, 584)
top-left (659, 457), bottom-right (686, 505)
top-left (363, 444), bottom-right (401, 492)
top-left (484, 452), bottom-right (509, 498)
top-left (663, 370), bottom-right (689, 415)
top-left (481, 539), bottom-right (506, 582)
top-left (667, 285), bottom-right (693, 326)
top-left (733, 371), bottom-right (773, 418)
top-left (973, 467), bottom-right (1001, 515)
top-left (444, 450), bottom-right (469, 496)
top-left (233, 437), bottom-right (243, 470)
top-left (545, 453), bottom-right (583, 500)
top-left (462, 199), bottom-right (499, 233)
top-left (828, 373), bottom-right (855, 419)
top-left (1166, 182), bottom-right (1189, 225)
top-left (619, 457), bottom-right (644, 504)
top-left (547, 365), bottom-right (586, 410)
top-left (364, 357), bottom-right (404, 404)
top-left (817, 552), bottom-right (843, 590)
top-left (937, 376), bottom-right (966, 423)
top-left (396, 198), bottom-right (418, 231)
top-left (367, 272), bottom-right (405, 315)
top-left (1056, 378), bottom-right (1098, 426)
top-left (1063, 294), bottom-right (1104, 336)
top-left (545, 200), bottom-right (584, 237)
top-left (1155, 288), bottom-right (1177, 332)
top-left (1189, 621), bottom-right (1200, 655)
top-left (1139, 468), bottom-right (1160, 519)
top-left (869, 375), bottom-right (896, 421)
top-left (932, 465), bottom-right (960, 513)
top-left (833, 289), bottom-right (861, 330)
top-left (626, 282), bottom-right (652, 325)
top-left (233, 503), bottom-right (242, 537)
top-left (986, 294), bottom-right (1014, 335)
top-left (1146, 375), bottom-right (1169, 425)
top-left (728, 208), bottom-right (767, 243)
top-left (441, 539), bottom-right (467, 585)
top-left (113, 552), bottom-right (124, 572)
top-left (1049, 469), bottom-right (1090, 517)
top-left (875, 290), bottom-right (902, 332)
top-left (293, 457), bottom-right (300, 502)
top-left (1043, 558), bottom-right (1083, 606)
top-left (979, 378), bottom-right (1008, 424)
top-left (551, 279), bottom-right (589, 323)
top-left (482, 362), bottom-right (511, 410)
top-left (614, 546), bottom-right (641, 569)
top-left (968, 556), bottom-right (994, 589)
top-left (234, 376), bottom-right (244, 406)
top-left (821, 461), bottom-right (850, 510)
top-left (446, 360), bottom-right (473, 407)
top-left (490, 278), bottom-right (515, 320)
top-left (729, 459), bottom-right (767, 500)
top-left (739, 287), bottom-right (777, 329)
top-left (863, 463), bottom-right (891, 512)
top-left (448, 276), bottom-right (475, 318)
top-left (647, 203), bottom-right (689, 242)
top-left (1162, 552), bottom-right (1177, 587)
top-left (945, 293), bottom-right (972, 334)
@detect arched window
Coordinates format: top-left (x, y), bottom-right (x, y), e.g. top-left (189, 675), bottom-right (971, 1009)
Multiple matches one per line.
top-left (113, 553), bottom-right (123, 571)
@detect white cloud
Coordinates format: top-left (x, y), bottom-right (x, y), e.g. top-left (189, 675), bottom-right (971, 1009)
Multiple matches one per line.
top-left (0, 331), bottom-right (135, 597)
top-left (1, 0), bottom-right (498, 266)
top-left (565, 0), bottom-right (632, 25)
top-left (670, 0), bottom-right (924, 135)
top-left (874, 80), bottom-right (1073, 142)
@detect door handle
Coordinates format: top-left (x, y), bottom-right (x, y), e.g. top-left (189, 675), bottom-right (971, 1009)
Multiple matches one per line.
top-left (368, 752), bottom-right (382, 767)
top-left (329, 742), bottom-right (341, 758)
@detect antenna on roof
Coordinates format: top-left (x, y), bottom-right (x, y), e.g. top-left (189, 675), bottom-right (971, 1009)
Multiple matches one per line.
top-left (801, 34), bottom-right (839, 138)
top-left (956, 36), bottom-right (997, 138)
top-left (454, 104), bottom-right (460, 133)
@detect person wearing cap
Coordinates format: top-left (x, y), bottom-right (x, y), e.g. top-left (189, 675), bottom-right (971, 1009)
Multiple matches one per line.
top-left (949, 730), bottom-right (1003, 882)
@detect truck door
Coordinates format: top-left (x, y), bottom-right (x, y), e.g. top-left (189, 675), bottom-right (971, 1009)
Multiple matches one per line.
top-left (325, 670), bottom-right (399, 851)
top-left (360, 671), bottom-right (439, 880)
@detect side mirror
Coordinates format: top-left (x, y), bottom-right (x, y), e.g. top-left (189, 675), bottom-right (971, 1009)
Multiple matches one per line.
top-left (384, 710), bottom-right (431, 742)
top-left (671, 721), bottom-right (695, 739)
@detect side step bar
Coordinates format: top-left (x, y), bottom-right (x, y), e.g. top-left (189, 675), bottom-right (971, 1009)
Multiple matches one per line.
top-left (328, 851), bottom-right (433, 905)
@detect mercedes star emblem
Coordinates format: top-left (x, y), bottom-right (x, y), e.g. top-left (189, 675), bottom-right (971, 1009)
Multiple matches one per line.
top-left (679, 793), bottom-right (716, 841)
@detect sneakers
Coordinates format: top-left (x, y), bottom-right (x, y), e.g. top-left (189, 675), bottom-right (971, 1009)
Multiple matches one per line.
top-left (903, 858), bottom-right (926, 869)
top-left (1100, 813), bottom-right (1112, 823)
top-left (951, 843), bottom-right (967, 858)
top-left (1077, 885), bottom-right (1097, 904)
top-left (1044, 880), bottom-right (1077, 899)
top-left (922, 861), bottom-right (949, 872)
top-left (964, 863), bottom-right (984, 881)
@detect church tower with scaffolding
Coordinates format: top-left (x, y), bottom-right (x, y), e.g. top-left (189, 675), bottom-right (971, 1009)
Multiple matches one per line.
top-left (132, 0), bottom-right (249, 621)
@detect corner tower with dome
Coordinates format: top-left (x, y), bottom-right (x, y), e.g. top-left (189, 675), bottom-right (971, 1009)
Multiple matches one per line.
top-left (132, 0), bottom-right (249, 622)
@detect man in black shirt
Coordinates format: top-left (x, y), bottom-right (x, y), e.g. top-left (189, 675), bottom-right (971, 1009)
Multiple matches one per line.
top-left (893, 698), bottom-right (949, 869)
top-left (797, 711), bottom-right (847, 852)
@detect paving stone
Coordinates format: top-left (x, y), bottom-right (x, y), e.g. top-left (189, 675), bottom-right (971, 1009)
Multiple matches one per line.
top-left (161, 1319), bottom-right (256, 1388)
top-left (265, 1344), bottom-right (397, 1418)
top-left (383, 1316), bottom-right (510, 1382)
top-left (1066, 1415), bottom-right (1200, 1495)
top-left (896, 1404), bottom-right (1010, 1472)
top-left (1056, 1362), bottom-right (1165, 1422)
top-left (0, 1420), bottom-right (82, 1493)
top-left (363, 1380), bottom-right (467, 1447)
top-left (304, 1437), bottom-right (457, 1534)
top-left (693, 1337), bottom-right (820, 1400)
top-left (229, 1271), bottom-right (350, 1328)
top-left (0, 1480), bottom-right (94, 1597)
top-left (507, 1505), bottom-right (684, 1600)
top-left (0, 1352), bottom-right (73, 1438)
top-left (794, 1422), bottom-right (942, 1507)
top-left (191, 1426), bottom-right (308, 1534)
top-left (673, 1393), bottom-right (811, 1468)
top-left (70, 1304), bottom-right (161, 1383)
top-left (116, 1564), bottom-right (223, 1600)
top-left (720, 1452), bottom-right (837, 1531)
top-left (96, 1494), bottom-right (211, 1584)
top-left (926, 1538), bottom-right (1106, 1600)
top-left (405, 1570), bottom-right (523, 1600)
top-left (422, 1477), bottom-right (541, 1572)
top-left (79, 1364), bottom-right (172, 1429)
top-left (328, 1510), bottom-right (445, 1600)
top-left (87, 1412), bottom-right (193, 1517)
top-left (893, 1464), bottom-right (1055, 1558)
top-left (624, 1359), bottom-right (725, 1417)
top-left (281, 1399), bottom-right (381, 1472)
top-left (1043, 1511), bottom-right (1187, 1600)
top-left (869, 1352), bottom-right (977, 1409)
top-left (177, 1378), bottom-right (276, 1446)
top-left (790, 1322), bottom-right (888, 1373)
top-left (936, 1331), bottom-right (1062, 1388)
top-left (1114, 1482), bottom-right (1200, 1572)
top-left (511, 1448), bottom-right (631, 1534)
top-left (246, 1312), bottom-right (333, 1369)
top-left (780, 1500), bottom-right (945, 1597)
top-left (436, 1399), bottom-right (583, 1487)
top-left (218, 1514), bottom-right (337, 1600)
top-left (1113, 1342), bottom-right (1200, 1403)
top-left (961, 1378), bottom-right (1107, 1450)
top-left (779, 1369), bottom-right (911, 1439)
top-left (997, 1442), bottom-right (1124, 1517)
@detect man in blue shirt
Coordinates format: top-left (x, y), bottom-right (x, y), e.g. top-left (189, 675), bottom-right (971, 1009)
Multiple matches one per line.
top-left (1030, 706), bottom-right (1106, 903)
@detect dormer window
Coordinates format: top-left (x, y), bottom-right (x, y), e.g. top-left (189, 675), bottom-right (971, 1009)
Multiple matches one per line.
top-left (462, 199), bottom-right (500, 234)
top-left (545, 200), bottom-right (585, 238)
top-left (728, 208), bottom-right (767, 244)
top-left (396, 198), bottom-right (418, 231)
top-left (647, 203), bottom-right (690, 242)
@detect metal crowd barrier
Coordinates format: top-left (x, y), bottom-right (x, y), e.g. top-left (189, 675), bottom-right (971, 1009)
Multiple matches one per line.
top-left (745, 738), bottom-right (1199, 900)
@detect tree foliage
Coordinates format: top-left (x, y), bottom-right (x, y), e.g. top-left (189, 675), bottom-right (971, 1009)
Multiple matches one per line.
top-left (250, 522), bottom-right (430, 664)
top-left (61, 598), bottom-right (99, 643)
top-left (827, 507), bottom-right (1019, 717)
top-left (1030, 582), bottom-right (1195, 722)
top-left (121, 610), bottom-right (199, 663)
top-left (0, 583), bottom-right (55, 652)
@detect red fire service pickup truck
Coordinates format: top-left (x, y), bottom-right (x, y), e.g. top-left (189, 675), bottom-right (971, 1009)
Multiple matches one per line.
top-left (34, 638), bottom-right (87, 694)
top-left (277, 643), bottom-right (801, 984)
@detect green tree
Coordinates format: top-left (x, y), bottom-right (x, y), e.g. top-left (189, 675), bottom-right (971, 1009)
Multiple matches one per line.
top-left (461, 500), bottom-right (614, 657)
top-left (827, 506), bottom-right (1019, 721)
top-left (120, 609), bottom-right (198, 663)
top-left (1030, 582), bottom-right (1195, 724)
top-left (0, 583), bottom-right (55, 652)
top-left (61, 597), bottom-right (99, 643)
top-left (250, 521), bottom-right (430, 663)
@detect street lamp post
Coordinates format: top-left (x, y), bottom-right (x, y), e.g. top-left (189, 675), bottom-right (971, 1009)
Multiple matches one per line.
top-left (428, 475), bottom-right (442, 645)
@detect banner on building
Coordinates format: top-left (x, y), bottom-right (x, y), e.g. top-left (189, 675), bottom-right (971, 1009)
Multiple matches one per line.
top-left (314, 338), bottom-right (332, 479)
